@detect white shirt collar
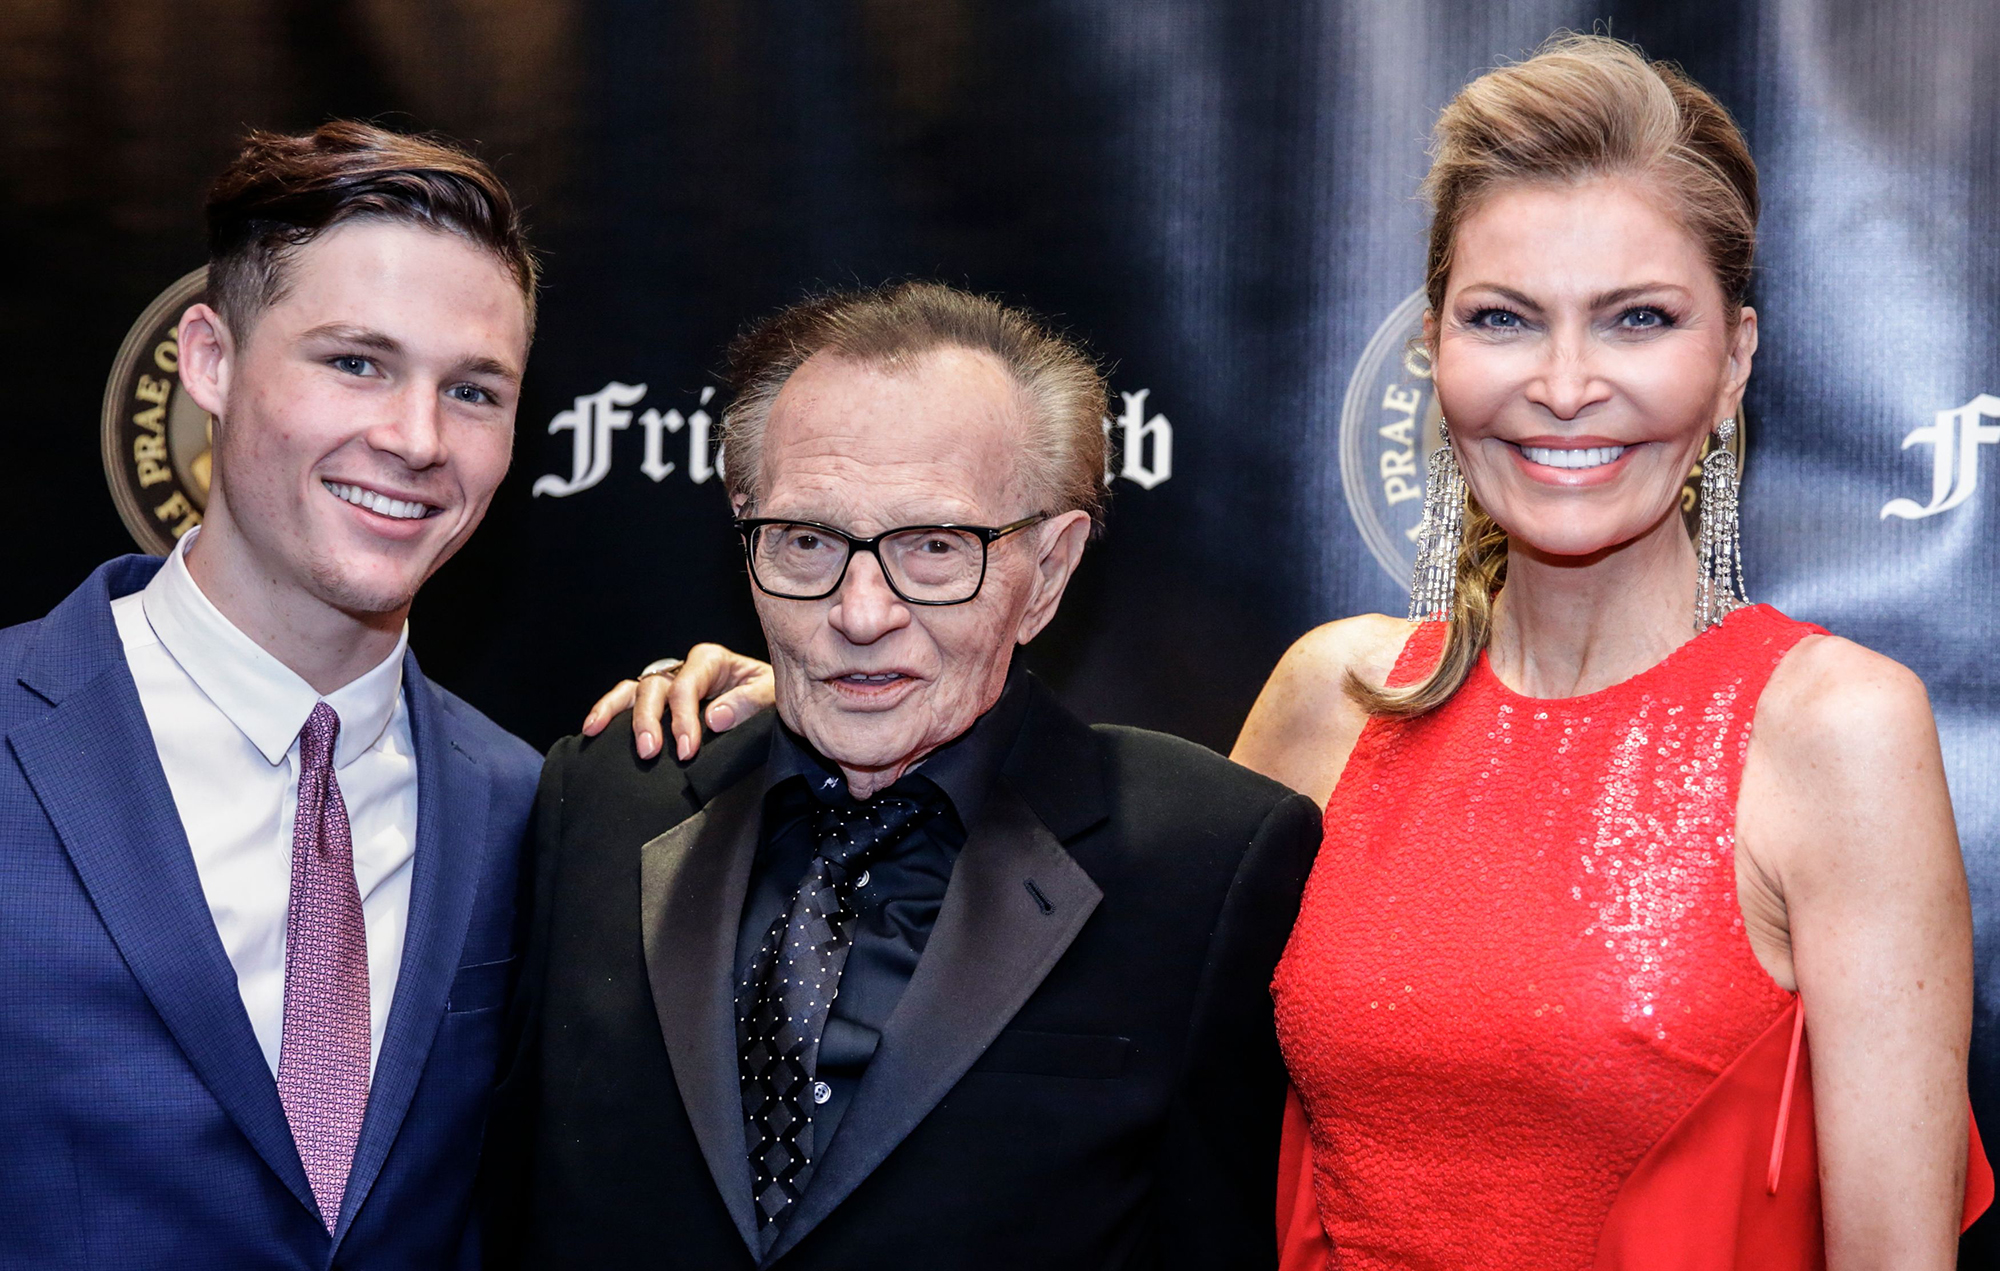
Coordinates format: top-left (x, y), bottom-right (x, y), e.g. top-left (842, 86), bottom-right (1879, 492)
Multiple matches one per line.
top-left (140, 529), bottom-right (410, 770)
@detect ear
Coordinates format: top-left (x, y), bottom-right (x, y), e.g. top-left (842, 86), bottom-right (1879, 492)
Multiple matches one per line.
top-left (1014, 510), bottom-right (1091, 645)
top-left (1722, 305), bottom-right (1758, 418)
top-left (730, 491), bottom-right (751, 517)
top-left (176, 303), bottom-right (235, 422)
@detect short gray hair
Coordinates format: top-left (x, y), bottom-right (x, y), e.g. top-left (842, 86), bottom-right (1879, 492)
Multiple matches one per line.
top-left (719, 281), bottom-right (1109, 529)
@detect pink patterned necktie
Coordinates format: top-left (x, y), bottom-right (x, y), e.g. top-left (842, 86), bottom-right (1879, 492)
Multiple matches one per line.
top-left (276, 701), bottom-right (372, 1232)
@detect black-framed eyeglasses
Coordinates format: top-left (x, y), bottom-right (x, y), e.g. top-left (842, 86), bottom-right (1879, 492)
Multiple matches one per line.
top-left (733, 514), bottom-right (1050, 605)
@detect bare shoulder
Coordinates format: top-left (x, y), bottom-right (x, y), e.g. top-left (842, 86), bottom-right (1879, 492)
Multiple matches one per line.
top-left (1288, 612), bottom-right (1416, 684)
top-left (1743, 632), bottom-right (1954, 887)
top-left (1753, 633), bottom-right (1939, 774)
top-left (1230, 613), bottom-right (1415, 806)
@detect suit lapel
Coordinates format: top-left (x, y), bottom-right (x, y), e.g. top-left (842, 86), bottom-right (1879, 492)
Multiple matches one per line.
top-left (10, 568), bottom-right (318, 1219)
top-left (333, 658), bottom-right (490, 1242)
top-left (764, 782), bottom-right (1104, 1265)
top-left (640, 776), bottom-right (765, 1258)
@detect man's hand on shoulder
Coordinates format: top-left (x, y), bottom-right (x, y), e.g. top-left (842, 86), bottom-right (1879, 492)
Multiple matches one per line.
top-left (580, 643), bottom-right (776, 761)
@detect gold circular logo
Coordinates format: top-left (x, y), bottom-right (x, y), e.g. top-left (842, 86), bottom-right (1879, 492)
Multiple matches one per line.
top-left (101, 267), bottom-right (213, 555)
top-left (1339, 287), bottom-right (1745, 584)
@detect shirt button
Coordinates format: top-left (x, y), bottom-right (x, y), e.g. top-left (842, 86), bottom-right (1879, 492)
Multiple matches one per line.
top-left (812, 1081), bottom-right (832, 1106)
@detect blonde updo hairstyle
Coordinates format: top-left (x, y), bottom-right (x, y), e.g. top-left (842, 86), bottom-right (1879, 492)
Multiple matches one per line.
top-left (1355, 32), bottom-right (1760, 717)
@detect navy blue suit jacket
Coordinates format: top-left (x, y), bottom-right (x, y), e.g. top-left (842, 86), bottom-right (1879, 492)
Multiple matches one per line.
top-left (0, 556), bottom-right (540, 1269)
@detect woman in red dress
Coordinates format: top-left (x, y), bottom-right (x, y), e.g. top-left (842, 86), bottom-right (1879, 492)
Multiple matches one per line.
top-left (1236, 34), bottom-right (1983, 1270)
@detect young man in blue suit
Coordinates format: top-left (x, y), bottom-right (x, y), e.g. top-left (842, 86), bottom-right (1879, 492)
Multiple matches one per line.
top-left (0, 122), bottom-right (544, 1268)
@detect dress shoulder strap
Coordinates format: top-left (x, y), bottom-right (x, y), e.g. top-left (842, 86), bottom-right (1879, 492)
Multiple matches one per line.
top-left (1696, 604), bottom-right (1828, 705)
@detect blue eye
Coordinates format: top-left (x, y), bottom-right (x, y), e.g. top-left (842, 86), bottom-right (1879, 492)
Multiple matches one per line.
top-left (1470, 308), bottom-right (1522, 330)
top-left (448, 383), bottom-right (495, 406)
top-left (330, 354), bottom-right (376, 376)
top-left (1619, 307), bottom-right (1674, 330)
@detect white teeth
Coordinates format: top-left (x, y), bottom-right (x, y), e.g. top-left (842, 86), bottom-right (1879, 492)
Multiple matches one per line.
top-left (324, 481), bottom-right (432, 520)
top-left (1521, 445), bottom-right (1626, 470)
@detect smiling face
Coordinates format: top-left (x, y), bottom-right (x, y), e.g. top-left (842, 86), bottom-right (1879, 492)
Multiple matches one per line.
top-left (181, 217), bottom-right (528, 620)
top-left (747, 346), bottom-right (1088, 796)
top-left (1428, 176), bottom-right (1757, 561)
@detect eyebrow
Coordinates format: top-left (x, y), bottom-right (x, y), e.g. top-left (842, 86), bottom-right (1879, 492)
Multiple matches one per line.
top-left (1457, 282), bottom-right (1693, 311)
top-left (299, 322), bottom-right (402, 353)
top-left (299, 323), bottom-right (521, 385)
top-left (756, 507), bottom-right (987, 529)
top-left (456, 356), bottom-right (522, 385)
top-left (1588, 283), bottom-right (1692, 308)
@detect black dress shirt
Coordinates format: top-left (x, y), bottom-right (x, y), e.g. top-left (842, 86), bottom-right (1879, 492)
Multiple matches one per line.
top-left (732, 663), bottom-right (1030, 1148)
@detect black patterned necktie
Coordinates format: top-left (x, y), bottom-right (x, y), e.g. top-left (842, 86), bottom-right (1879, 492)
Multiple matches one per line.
top-left (737, 786), bottom-right (941, 1230)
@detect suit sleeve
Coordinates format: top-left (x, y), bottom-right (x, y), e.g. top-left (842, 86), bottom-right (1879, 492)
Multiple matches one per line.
top-left (478, 736), bottom-right (574, 1269)
top-left (1152, 790), bottom-right (1322, 1271)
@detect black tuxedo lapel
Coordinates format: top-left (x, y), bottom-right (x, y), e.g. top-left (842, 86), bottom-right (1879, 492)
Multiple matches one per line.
top-left (764, 769), bottom-right (1105, 1263)
top-left (639, 776), bottom-right (764, 1258)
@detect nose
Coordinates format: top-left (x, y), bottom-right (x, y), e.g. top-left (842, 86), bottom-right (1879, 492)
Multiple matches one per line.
top-left (1523, 321), bottom-right (1611, 422)
top-left (368, 382), bottom-right (448, 469)
top-left (827, 551), bottom-right (912, 645)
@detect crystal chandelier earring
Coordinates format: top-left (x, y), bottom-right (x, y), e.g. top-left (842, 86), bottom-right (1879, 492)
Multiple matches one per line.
top-left (1693, 416), bottom-right (1747, 631)
top-left (1408, 421), bottom-right (1467, 622)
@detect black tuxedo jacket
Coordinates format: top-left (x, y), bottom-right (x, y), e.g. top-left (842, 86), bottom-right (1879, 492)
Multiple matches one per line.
top-left (483, 674), bottom-right (1320, 1270)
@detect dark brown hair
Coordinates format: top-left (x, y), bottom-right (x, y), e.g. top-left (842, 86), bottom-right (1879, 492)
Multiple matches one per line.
top-left (1354, 33), bottom-right (1758, 717)
top-left (205, 120), bottom-right (538, 338)
top-left (719, 281), bottom-right (1109, 529)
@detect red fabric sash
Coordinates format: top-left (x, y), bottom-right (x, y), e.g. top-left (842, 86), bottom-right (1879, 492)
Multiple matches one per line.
top-left (1593, 996), bottom-right (1991, 1269)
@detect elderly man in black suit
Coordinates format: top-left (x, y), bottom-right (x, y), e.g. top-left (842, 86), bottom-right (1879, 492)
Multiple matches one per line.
top-left (483, 282), bottom-right (1321, 1270)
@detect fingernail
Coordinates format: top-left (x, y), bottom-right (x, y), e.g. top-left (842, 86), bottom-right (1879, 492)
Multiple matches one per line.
top-left (709, 704), bottom-right (735, 730)
top-left (638, 730), bottom-right (655, 756)
top-left (677, 732), bottom-right (693, 761)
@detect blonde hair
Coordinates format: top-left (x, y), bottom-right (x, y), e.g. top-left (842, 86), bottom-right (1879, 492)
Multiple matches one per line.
top-left (1355, 32), bottom-right (1759, 716)
top-left (719, 281), bottom-right (1109, 529)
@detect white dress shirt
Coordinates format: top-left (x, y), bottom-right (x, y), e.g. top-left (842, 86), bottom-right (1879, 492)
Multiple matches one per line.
top-left (110, 531), bottom-right (418, 1076)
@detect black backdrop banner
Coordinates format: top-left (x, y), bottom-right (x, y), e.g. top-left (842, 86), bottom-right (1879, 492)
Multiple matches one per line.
top-left (6, 1), bottom-right (1998, 1251)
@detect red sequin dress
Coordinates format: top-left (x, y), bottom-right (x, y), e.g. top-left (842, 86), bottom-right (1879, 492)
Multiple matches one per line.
top-left (1271, 604), bottom-right (1818, 1269)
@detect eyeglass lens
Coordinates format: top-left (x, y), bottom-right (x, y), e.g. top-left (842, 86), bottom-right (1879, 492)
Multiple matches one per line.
top-left (748, 523), bottom-right (987, 601)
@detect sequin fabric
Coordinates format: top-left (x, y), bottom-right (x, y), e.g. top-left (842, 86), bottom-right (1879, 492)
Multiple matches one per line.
top-left (737, 789), bottom-right (941, 1230)
top-left (275, 702), bottom-right (371, 1232)
top-left (1272, 604), bottom-right (1821, 1270)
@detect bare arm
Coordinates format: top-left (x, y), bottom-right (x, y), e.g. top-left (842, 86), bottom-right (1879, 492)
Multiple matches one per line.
top-left (1229, 614), bottom-right (1411, 807)
top-left (580, 643), bottom-right (776, 760)
top-left (1736, 637), bottom-right (1973, 1268)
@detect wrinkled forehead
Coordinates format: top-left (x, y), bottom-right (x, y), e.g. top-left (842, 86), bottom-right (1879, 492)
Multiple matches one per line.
top-left (758, 347), bottom-right (1037, 528)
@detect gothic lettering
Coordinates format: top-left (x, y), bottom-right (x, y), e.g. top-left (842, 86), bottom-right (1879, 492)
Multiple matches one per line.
top-left (532, 382), bottom-right (646, 498)
top-left (1114, 389), bottom-right (1173, 490)
top-left (542, 380), bottom-right (1170, 496)
top-left (1881, 393), bottom-right (2000, 520)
